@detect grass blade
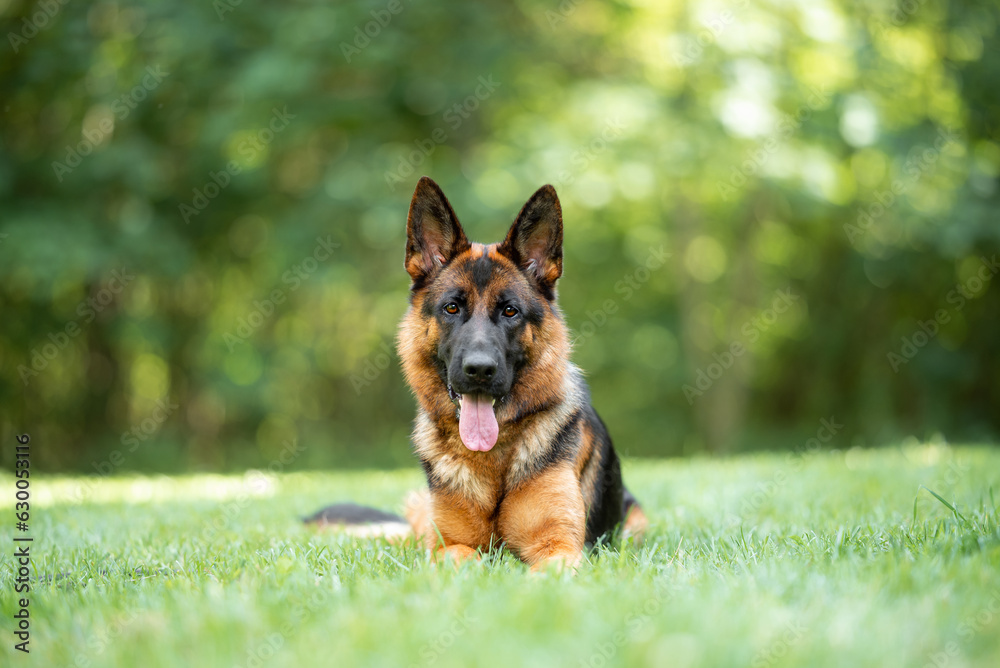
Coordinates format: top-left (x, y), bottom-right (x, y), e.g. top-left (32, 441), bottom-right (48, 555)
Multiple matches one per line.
top-left (920, 485), bottom-right (968, 523)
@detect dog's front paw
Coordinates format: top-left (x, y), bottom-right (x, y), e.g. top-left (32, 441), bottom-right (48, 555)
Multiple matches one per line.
top-left (528, 550), bottom-right (582, 575)
top-left (434, 543), bottom-right (481, 570)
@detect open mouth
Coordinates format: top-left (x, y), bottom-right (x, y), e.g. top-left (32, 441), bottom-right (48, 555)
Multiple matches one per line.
top-left (447, 384), bottom-right (500, 452)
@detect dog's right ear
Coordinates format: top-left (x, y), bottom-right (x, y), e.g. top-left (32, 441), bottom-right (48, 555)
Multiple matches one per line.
top-left (405, 176), bottom-right (470, 285)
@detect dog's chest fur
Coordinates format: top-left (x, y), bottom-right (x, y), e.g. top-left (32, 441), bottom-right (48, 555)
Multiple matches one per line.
top-left (412, 379), bottom-right (583, 511)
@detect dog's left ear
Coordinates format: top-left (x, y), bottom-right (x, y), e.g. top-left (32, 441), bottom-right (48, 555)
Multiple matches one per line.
top-left (499, 185), bottom-right (563, 299)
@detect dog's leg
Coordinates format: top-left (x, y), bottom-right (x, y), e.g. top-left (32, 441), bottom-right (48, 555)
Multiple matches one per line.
top-left (498, 464), bottom-right (586, 571)
top-left (621, 487), bottom-right (648, 544)
top-left (410, 488), bottom-right (492, 565)
top-left (434, 543), bottom-right (480, 567)
top-left (404, 488), bottom-right (437, 548)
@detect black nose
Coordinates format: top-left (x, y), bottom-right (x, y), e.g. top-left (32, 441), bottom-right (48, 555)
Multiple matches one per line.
top-left (462, 353), bottom-right (497, 383)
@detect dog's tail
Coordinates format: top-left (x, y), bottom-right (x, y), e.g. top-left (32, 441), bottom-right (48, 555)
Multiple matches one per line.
top-left (302, 503), bottom-right (411, 539)
top-left (303, 490), bottom-right (433, 544)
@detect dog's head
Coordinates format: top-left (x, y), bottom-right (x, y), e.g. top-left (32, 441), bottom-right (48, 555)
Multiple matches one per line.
top-left (398, 176), bottom-right (568, 453)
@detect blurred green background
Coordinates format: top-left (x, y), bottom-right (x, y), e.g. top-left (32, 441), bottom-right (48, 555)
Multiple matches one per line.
top-left (1, 0), bottom-right (998, 474)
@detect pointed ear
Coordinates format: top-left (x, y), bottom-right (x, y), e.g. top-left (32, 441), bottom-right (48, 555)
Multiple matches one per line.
top-left (405, 176), bottom-right (470, 285)
top-left (499, 185), bottom-right (563, 299)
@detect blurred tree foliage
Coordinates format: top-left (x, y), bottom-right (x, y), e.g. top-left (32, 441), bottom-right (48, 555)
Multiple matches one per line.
top-left (1, 0), bottom-right (998, 473)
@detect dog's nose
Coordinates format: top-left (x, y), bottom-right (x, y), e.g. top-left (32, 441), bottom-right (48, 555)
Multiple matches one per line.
top-left (462, 353), bottom-right (497, 382)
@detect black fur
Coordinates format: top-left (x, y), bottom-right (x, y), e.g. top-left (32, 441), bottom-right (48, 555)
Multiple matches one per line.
top-left (583, 406), bottom-right (625, 545)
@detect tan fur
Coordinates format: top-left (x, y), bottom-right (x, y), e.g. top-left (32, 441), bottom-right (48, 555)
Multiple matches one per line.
top-left (576, 422), bottom-right (603, 506)
top-left (622, 504), bottom-right (648, 543)
top-left (404, 489), bottom-right (434, 543)
top-left (498, 464), bottom-right (585, 569)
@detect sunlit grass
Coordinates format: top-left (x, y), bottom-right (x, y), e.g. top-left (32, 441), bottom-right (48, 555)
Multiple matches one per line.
top-left (1, 445), bottom-right (998, 667)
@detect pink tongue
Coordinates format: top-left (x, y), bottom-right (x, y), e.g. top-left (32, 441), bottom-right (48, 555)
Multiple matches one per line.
top-left (458, 394), bottom-right (499, 452)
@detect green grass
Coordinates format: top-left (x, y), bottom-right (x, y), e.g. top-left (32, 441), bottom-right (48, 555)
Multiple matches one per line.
top-left (2, 443), bottom-right (999, 668)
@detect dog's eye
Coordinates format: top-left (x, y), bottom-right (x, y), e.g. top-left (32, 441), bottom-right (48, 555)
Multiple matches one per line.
top-left (443, 303), bottom-right (460, 315)
top-left (502, 305), bottom-right (519, 318)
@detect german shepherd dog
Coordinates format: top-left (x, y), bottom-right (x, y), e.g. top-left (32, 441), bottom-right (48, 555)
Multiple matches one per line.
top-left (306, 177), bottom-right (646, 570)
